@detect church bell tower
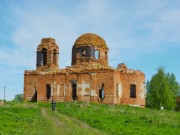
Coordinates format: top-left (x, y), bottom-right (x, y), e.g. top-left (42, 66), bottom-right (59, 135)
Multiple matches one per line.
top-left (36, 38), bottom-right (59, 71)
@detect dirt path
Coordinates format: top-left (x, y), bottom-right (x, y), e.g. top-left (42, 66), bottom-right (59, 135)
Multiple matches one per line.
top-left (41, 108), bottom-right (107, 135)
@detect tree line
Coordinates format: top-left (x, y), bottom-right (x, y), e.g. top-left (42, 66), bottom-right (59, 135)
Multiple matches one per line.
top-left (146, 66), bottom-right (180, 110)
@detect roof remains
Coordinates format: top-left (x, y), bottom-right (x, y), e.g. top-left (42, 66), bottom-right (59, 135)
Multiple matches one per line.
top-left (74, 33), bottom-right (109, 50)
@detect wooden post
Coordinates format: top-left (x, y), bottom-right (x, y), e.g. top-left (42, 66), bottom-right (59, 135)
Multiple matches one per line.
top-left (4, 86), bottom-right (5, 101)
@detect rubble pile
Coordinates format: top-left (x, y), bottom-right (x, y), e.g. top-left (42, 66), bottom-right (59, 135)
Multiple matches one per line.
top-left (121, 69), bottom-right (144, 75)
top-left (64, 62), bottom-right (114, 73)
top-left (117, 63), bottom-right (143, 75)
top-left (37, 38), bottom-right (58, 51)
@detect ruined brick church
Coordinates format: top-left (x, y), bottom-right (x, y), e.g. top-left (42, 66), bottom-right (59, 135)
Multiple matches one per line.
top-left (24, 33), bottom-right (146, 107)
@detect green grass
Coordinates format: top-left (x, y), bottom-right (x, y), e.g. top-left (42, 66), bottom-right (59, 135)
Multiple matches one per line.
top-left (42, 108), bottom-right (106, 135)
top-left (0, 101), bottom-right (106, 135)
top-left (50, 102), bottom-right (180, 135)
top-left (1, 101), bottom-right (180, 135)
top-left (0, 102), bottom-right (51, 135)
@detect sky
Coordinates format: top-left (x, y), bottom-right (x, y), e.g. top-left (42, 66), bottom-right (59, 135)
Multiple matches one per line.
top-left (0, 0), bottom-right (180, 100)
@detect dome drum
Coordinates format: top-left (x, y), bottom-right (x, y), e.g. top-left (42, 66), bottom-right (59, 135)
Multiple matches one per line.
top-left (72, 33), bottom-right (109, 66)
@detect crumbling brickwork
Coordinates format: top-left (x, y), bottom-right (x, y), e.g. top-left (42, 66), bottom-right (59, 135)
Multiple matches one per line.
top-left (24, 33), bottom-right (146, 107)
top-left (36, 38), bottom-right (59, 71)
top-left (72, 33), bottom-right (108, 66)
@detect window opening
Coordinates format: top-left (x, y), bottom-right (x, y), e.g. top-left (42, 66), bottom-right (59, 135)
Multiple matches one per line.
top-left (82, 49), bottom-right (86, 57)
top-left (95, 50), bottom-right (99, 59)
top-left (105, 51), bottom-right (107, 60)
top-left (42, 48), bottom-right (47, 66)
top-left (53, 49), bottom-right (57, 65)
top-left (72, 84), bottom-right (77, 101)
top-left (46, 84), bottom-right (51, 99)
top-left (116, 84), bottom-right (119, 97)
top-left (130, 84), bottom-right (136, 98)
top-left (37, 51), bottom-right (43, 66)
top-left (32, 87), bottom-right (37, 102)
top-left (99, 83), bottom-right (104, 99)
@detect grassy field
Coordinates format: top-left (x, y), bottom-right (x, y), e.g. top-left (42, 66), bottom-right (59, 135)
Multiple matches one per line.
top-left (1, 101), bottom-right (180, 135)
top-left (0, 101), bottom-right (106, 135)
top-left (0, 102), bottom-right (51, 135)
top-left (40, 102), bottom-right (180, 135)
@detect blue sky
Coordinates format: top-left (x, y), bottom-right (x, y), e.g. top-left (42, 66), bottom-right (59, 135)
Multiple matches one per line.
top-left (0, 0), bottom-right (180, 100)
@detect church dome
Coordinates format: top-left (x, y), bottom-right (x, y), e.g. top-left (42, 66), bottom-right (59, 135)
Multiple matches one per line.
top-left (74, 33), bottom-right (108, 50)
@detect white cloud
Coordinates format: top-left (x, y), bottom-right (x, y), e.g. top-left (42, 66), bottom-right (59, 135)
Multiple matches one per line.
top-left (1, 0), bottom-right (180, 68)
top-left (83, 0), bottom-right (109, 19)
top-left (4, 1), bottom-right (80, 68)
top-left (150, 10), bottom-right (180, 43)
top-left (1, 0), bottom-right (180, 100)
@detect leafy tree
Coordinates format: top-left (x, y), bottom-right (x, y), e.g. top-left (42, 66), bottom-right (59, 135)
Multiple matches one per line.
top-left (177, 96), bottom-right (180, 111)
top-left (14, 94), bottom-right (23, 102)
top-left (146, 67), bottom-right (179, 110)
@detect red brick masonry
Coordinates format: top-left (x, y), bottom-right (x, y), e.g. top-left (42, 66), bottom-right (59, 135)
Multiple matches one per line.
top-left (24, 33), bottom-right (146, 107)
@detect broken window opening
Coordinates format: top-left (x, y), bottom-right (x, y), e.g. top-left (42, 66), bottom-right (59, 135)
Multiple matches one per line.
top-left (130, 84), bottom-right (136, 98)
top-left (82, 49), bottom-right (86, 57)
top-left (31, 87), bottom-right (37, 102)
top-left (116, 84), bottom-right (119, 97)
top-left (42, 48), bottom-right (47, 66)
top-left (105, 51), bottom-right (107, 60)
top-left (46, 84), bottom-right (51, 99)
top-left (72, 84), bottom-right (77, 101)
top-left (95, 50), bottom-right (99, 59)
top-left (53, 49), bottom-right (57, 65)
top-left (36, 51), bottom-right (43, 66)
top-left (99, 83), bottom-right (104, 99)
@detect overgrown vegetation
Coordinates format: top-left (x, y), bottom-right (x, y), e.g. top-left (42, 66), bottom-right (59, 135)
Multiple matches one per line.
top-left (40, 102), bottom-right (180, 135)
top-left (146, 67), bottom-right (180, 110)
top-left (13, 94), bottom-right (24, 102)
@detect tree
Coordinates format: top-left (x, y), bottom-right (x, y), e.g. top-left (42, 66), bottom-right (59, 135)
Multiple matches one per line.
top-left (146, 67), bottom-right (179, 110)
top-left (14, 94), bottom-right (23, 102)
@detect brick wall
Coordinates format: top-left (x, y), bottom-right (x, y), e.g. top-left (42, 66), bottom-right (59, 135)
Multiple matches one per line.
top-left (24, 68), bottom-right (145, 107)
top-left (120, 71), bottom-right (146, 107)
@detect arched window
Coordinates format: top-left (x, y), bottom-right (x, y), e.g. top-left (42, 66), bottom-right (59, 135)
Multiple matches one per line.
top-left (42, 48), bottom-right (47, 66)
top-left (95, 50), bottom-right (99, 59)
top-left (53, 49), bottom-right (57, 65)
top-left (82, 49), bottom-right (86, 57)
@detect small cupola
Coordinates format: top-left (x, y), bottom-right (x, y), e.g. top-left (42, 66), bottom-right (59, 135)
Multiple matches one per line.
top-left (36, 38), bottom-right (59, 71)
top-left (71, 33), bottom-right (109, 66)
